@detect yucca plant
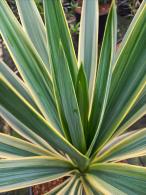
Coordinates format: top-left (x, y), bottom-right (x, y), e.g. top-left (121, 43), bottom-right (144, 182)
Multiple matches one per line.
top-left (0, 0), bottom-right (146, 194)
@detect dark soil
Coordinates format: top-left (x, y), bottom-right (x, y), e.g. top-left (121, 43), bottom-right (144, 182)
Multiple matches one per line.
top-left (32, 177), bottom-right (66, 195)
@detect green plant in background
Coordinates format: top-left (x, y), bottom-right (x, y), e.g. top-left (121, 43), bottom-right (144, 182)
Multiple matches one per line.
top-left (0, 0), bottom-right (146, 194)
top-left (34, 0), bottom-right (44, 17)
top-left (70, 22), bottom-right (80, 34)
top-left (117, 0), bottom-right (141, 17)
top-left (129, 0), bottom-right (140, 15)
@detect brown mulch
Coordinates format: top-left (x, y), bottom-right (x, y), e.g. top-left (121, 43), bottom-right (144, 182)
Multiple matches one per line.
top-left (32, 177), bottom-right (66, 195)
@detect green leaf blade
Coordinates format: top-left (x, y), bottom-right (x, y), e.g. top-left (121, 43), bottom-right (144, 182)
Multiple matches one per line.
top-left (0, 0), bottom-right (61, 131)
top-left (95, 128), bottom-right (146, 162)
top-left (88, 163), bottom-right (146, 195)
top-left (87, 1), bottom-right (117, 155)
top-left (44, 0), bottom-right (77, 85)
top-left (0, 61), bottom-right (38, 111)
top-left (115, 87), bottom-right (146, 136)
top-left (94, 1), bottom-right (146, 152)
top-left (78, 0), bottom-right (99, 105)
top-left (15, 0), bottom-right (50, 72)
top-left (76, 64), bottom-right (89, 137)
top-left (0, 157), bottom-right (73, 193)
top-left (0, 76), bottom-right (89, 169)
top-left (49, 44), bottom-right (86, 153)
top-left (0, 133), bottom-right (53, 158)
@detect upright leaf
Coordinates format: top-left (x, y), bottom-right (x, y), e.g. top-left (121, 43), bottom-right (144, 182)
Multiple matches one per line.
top-left (78, 0), bottom-right (99, 105)
top-left (0, 0), bottom-right (61, 131)
top-left (44, 0), bottom-right (77, 84)
top-left (48, 44), bottom-right (86, 153)
top-left (87, 1), bottom-right (117, 155)
top-left (16, 0), bottom-right (50, 71)
top-left (94, 1), bottom-right (146, 152)
top-left (76, 64), bottom-right (89, 135)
